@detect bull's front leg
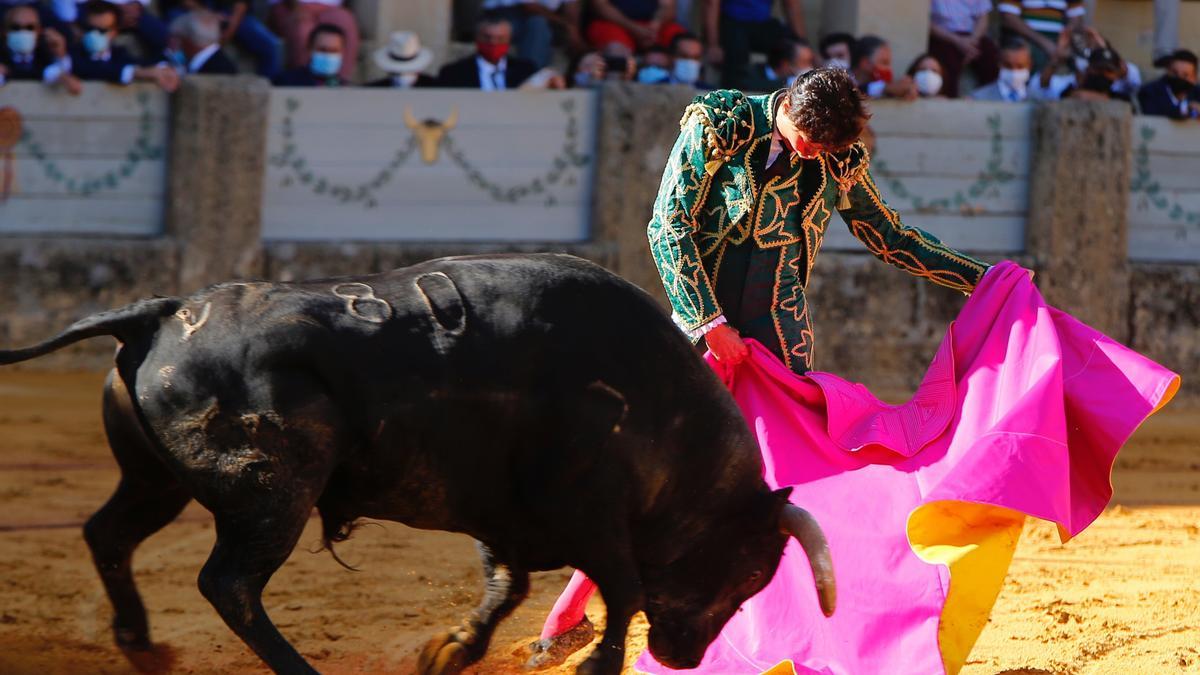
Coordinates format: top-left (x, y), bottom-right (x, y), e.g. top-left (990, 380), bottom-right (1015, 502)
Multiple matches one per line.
top-left (417, 543), bottom-right (530, 675)
top-left (576, 557), bottom-right (643, 675)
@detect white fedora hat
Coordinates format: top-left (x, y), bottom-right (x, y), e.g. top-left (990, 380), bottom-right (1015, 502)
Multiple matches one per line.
top-left (374, 31), bottom-right (433, 74)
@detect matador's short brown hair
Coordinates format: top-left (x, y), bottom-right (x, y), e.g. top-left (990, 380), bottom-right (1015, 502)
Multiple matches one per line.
top-left (784, 68), bottom-right (871, 151)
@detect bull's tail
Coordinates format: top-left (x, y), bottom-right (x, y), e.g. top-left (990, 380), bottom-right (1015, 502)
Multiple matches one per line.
top-left (0, 297), bottom-right (182, 366)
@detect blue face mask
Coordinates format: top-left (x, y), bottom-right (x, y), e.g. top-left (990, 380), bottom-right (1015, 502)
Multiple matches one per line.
top-left (672, 58), bottom-right (701, 84)
top-left (310, 52), bottom-right (342, 78)
top-left (6, 30), bottom-right (36, 55)
top-left (637, 65), bottom-right (669, 84)
top-left (82, 29), bottom-right (110, 56)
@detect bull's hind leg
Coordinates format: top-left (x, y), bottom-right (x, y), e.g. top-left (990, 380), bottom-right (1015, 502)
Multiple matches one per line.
top-left (417, 543), bottom-right (530, 675)
top-left (85, 370), bottom-right (192, 662)
top-left (198, 504), bottom-right (317, 675)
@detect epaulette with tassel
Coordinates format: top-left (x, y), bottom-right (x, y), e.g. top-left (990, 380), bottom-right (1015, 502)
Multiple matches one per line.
top-left (827, 141), bottom-right (871, 210)
top-left (678, 90), bottom-right (756, 176)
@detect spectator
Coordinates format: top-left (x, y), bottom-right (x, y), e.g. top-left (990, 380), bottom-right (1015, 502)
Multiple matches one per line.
top-left (971, 37), bottom-right (1033, 101)
top-left (818, 31), bottom-right (853, 70)
top-left (272, 21), bottom-right (346, 86)
top-left (69, 0), bottom-right (178, 90)
top-left (907, 52), bottom-right (944, 98)
top-left (268, 0), bottom-right (358, 81)
top-left (585, 0), bottom-right (686, 53)
top-left (368, 30), bottom-right (435, 88)
top-left (667, 31), bottom-right (708, 88)
top-left (998, 0), bottom-right (1084, 70)
top-left (927, 0), bottom-right (998, 98)
top-left (851, 34), bottom-right (916, 99)
top-left (701, 0), bottom-right (806, 88)
top-left (436, 16), bottom-right (537, 89)
top-left (743, 36), bottom-right (812, 91)
top-left (570, 41), bottom-right (635, 87)
top-left (167, 9), bottom-right (236, 74)
top-left (1, 4), bottom-right (65, 87)
top-left (479, 0), bottom-right (583, 69)
top-left (1072, 27), bottom-right (1139, 98)
top-left (167, 0), bottom-right (282, 77)
top-left (635, 44), bottom-right (670, 82)
top-left (59, 0), bottom-right (169, 57)
top-left (1138, 48), bottom-right (1199, 120)
top-left (1061, 47), bottom-right (1131, 103)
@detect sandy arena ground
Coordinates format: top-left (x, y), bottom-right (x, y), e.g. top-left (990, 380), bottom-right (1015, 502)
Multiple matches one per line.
top-left (0, 371), bottom-right (1196, 675)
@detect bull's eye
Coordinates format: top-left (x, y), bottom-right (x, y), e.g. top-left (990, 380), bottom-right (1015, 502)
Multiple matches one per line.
top-left (748, 570), bottom-right (763, 583)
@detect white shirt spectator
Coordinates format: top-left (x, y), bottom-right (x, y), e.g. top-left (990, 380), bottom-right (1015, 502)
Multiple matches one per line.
top-left (477, 55), bottom-right (508, 90)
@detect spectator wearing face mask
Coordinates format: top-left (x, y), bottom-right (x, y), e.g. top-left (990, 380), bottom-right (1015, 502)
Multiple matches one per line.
top-left (436, 16), bottom-right (537, 90)
top-left (58, 0), bottom-right (169, 57)
top-left (268, 0), bottom-right (359, 81)
top-left (666, 31), bottom-right (708, 88)
top-left (368, 30), bottom-right (435, 88)
top-left (166, 9), bottom-right (236, 74)
top-left (1138, 49), bottom-right (1200, 120)
top-left (818, 32), bottom-right (854, 71)
top-left (68, 0), bottom-right (178, 90)
top-left (927, 0), bottom-right (998, 98)
top-left (571, 41), bottom-right (635, 87)
top-left (742, 36), bottom-right (811, 91)
top-left (851, 34), bottom-right (917, 100)
top-left (907, 53), bottom-right (945, 98)
top-left (1, 3), bottom-right (78, 93)
top-left (272, 22), bottom-right (346, 86)
top-left (635, 44), bottom-right (671, 83)
top-left (972, 37), bottom-right (1033, 101)
top-left (164, 0), bottom-right (282, 78)
top-left (479, 0), bottom-right (583, 69)
top-left (701, 0), bottom-right (806, 89)
top-left (1060, 46), bottom-right (1131, 103)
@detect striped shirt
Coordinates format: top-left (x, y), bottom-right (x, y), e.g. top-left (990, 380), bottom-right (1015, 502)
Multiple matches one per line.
top-left (930, 0), bottom-right (994, 35)
top-left (998, 0), bottom-right (1086, 36)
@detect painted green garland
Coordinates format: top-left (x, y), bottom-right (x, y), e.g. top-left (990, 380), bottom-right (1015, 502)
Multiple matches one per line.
top-left (19, 91), bottom-right (164, 197)
top-left (871, 114), bottom-right (1016, 215)
top-left (270, 96), bottom-right (591, 209)
top-left (1131, 124), bottom-right (1200, 227)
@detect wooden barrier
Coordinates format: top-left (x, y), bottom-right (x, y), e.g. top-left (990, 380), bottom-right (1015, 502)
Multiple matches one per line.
top-left (0, 82), bottom-right (168, 236)
top-left (1128, 115), bottom-right (1200, 263)
top-left (260, 88), bottom-right (598, 242)
top-left (826, 98), bottom-right (1034, 254)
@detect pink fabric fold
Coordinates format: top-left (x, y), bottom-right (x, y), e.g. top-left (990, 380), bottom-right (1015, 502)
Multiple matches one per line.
top-left (632, 261), bottom-right (1179, 675)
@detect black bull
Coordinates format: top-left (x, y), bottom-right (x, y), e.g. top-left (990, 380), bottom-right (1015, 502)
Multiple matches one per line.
top-left (0, 254), bottom-right (834, 674)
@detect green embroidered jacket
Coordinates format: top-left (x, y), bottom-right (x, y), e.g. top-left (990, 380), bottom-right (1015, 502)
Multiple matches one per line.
top-left (647, 89), bottom-right (991, 373)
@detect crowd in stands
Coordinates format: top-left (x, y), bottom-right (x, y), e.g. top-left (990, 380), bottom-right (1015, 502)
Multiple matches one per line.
top-left (1, 0), bottom-right (1196, 119)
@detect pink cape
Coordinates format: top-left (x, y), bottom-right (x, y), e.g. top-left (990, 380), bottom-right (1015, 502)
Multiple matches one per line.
top-left (631, 261), bottom-right (1179, 675)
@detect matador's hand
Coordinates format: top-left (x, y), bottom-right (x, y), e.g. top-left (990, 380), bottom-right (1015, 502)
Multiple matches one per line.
top-left (705, 324), bottom-right (749, 365)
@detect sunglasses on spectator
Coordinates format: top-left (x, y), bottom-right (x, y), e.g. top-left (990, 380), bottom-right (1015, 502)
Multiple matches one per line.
top-left (7, 23), bottom-right (37, 30)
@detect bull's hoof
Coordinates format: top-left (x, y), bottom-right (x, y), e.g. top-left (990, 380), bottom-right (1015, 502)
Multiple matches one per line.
top-left (524, 616), bottom-right (595, 671)
top-left (117, 641), bottom-right (178, 674)
top-left (417, 631), bottom-right (472, 675)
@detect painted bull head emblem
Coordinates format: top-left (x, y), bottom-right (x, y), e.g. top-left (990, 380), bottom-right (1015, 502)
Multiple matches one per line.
top-left (403, 106), bottom-right (458, 165)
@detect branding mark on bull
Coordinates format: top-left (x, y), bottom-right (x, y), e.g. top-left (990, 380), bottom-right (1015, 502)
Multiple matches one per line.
top-left (176, 302), bottom-right (212, 341)
top-left (332, 283), bottom-right (393, 324)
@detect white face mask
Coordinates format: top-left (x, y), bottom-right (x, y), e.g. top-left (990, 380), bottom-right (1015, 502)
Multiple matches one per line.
top-left (393, 72), bottom-right (419, 87)
top-left (914, 69), bottom-right (943, 96)
top-left (999, 67), bottom-right (1031, 90)
top-left (825, 57), bottom-right (849, 71)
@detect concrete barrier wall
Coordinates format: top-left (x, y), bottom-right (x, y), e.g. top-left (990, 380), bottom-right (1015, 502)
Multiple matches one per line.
top-left (0, 83), bottom-right (168, 236)
top-left (0, 80), bottom-right (1195, 400)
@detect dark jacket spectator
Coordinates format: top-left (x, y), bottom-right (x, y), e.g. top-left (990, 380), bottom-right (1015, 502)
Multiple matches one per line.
top-left (436, 16), bottom-right (538, 89)
top-left (70, 1), bottom-right (179, 90)
top-left (272, 22), bottom-right (347, 86)
top-left (1137, 49), bottom-right (1200, 120)
top-left (818, 32), bottom-right (853, 69)
top-left (1, 4), bottom-right (53, 82)
top-left (268, 0), bottom-right (358, 81)
top-left (852, 34), bottom-right (917, 99)
top-left (741, 36), bottom-right (813, 91)
top-left (481, 0), bottom-right (583, 69)
top-left (168, 10), bottom-right (238, 75)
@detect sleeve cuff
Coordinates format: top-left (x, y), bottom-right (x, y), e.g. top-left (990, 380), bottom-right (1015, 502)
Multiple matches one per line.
top-left (676, 314), bottom-right (728, 340)
top-left (997, 4), bottom-right (1021, 14)
top-left (1066, 7), bottom-right (1086, 18)
top-left (865, 80), bottom-right (886, 98)
top-left (120, 64), bottom-right (136, 85)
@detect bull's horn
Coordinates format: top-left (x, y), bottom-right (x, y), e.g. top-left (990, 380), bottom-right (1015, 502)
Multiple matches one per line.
top-left (780, 504), bottom-right (836, 617)
top-left (403, 105), bottom-right (419, 130)
top-left (443, 106), bottom-right (458, 130)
